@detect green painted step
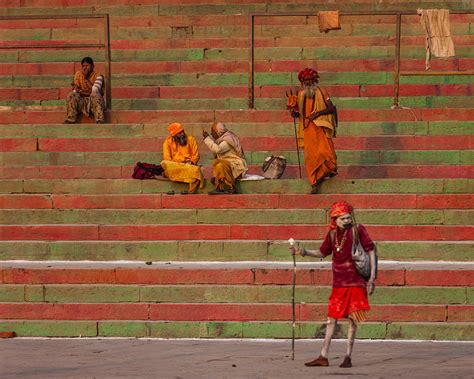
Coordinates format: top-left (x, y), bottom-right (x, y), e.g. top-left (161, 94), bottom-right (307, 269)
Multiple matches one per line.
top-left (0, 178), bottom-right (472, 194)
top-left (2, 96), bottom-right (473, 110)
top-left (3, 73), bottom-right (474, 88)
top-left (2, 150), bottom-right (472, 166)
top-left (0, 122), bottom-right (472, 138)
top-left (0, 320), bottom-right (472, 340)
top-left (1, 22), bottom-right (472, 42)
top-left (1, 45), bottom-right (473, 64)
top-left (1, 241), bottom-right (470, 262)
top-left (0, 209), bottom-right (471, 226)
top-left (1, 284), bottom-right (470, 305)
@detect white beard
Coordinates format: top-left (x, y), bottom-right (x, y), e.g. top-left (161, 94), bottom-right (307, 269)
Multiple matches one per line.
top-left (303, 85), bottom-right (316, 98)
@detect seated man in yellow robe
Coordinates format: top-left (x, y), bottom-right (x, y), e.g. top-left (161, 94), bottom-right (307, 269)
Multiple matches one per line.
top-left (161, 123), bottom-right (204, 194)
top-left (202, 122), bottom-right (247, 195)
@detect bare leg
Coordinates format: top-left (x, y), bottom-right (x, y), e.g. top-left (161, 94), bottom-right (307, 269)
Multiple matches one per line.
top-left (340, 318), bottom-right (357, 368)
top-left (305, 317), bottom-right (337, 367)
top-left (321, 317), bottom-right (337, 358)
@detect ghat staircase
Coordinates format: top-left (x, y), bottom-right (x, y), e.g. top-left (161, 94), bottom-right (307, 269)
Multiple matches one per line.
top-left (0, 0), bottom-right (473, 340)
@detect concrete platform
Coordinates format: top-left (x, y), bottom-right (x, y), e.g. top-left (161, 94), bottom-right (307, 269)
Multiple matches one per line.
top-left (1, 339), bottom-right (473, 379)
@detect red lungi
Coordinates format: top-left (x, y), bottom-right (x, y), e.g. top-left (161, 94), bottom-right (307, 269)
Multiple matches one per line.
top-left (327, 287), bottom-right (370, 320)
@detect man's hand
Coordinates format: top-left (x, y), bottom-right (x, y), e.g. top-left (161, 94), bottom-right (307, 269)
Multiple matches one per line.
top-left (289, 246), bottom-right (306, 257)
top-left (367, 280), bottom-right (375, 295)
top-left (202, 130), bottom-right (210, 139)
top-left (290, 110), bottom-right (299, 118)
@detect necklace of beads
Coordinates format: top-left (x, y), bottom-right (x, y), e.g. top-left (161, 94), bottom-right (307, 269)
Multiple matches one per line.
top-left (334, 228), bottom-right (348, 253)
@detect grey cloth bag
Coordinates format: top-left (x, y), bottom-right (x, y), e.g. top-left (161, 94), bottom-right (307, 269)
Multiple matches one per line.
top-left (351, 225), bottom-right (378, 280)
top-left (262, 155), bottom-right (287, 179)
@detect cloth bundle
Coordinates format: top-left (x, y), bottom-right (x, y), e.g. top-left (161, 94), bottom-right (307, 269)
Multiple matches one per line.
top-left (317, 11), bottom-right (341, 33)
top-left (417, 9), bottom-right (455, 70)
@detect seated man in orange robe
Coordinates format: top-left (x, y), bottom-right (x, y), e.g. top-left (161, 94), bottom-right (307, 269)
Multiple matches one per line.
top-left (161, 123), bottom-right (204, 194)
top-left (287, 68), bottom-right (338, 194)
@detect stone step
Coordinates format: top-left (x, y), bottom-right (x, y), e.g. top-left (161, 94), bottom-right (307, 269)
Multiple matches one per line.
top-left (0, 178), bottom-right (471, 194)
top-left (0, 121), bottom-right (471, 137)
top-left (1, 284), bottom-right (471, 305)
top-left (1, 84), bottom-right (474, 102)
top-left (1, 108), bottom-right (472, 124)
top-left (1, 262), bottom-right (472, 286)
top-left (1, 21), bottom-right (472, 42)
top-left (2, 72), bottom-right (473, 89)
top-left (2, 0), bottom-right (472, 14)
top-left (1, 302), bottom-right (471, 323)
top-left (2, 164), bottom-right (472, 180)
top-left (2, 95), bottom-right (474, 110)
top-left (1, 150), bottom-right (472, 166)
top-left (0, 224), bottom-right (472, 241)
top-left (0, 193), bottom-right (471, 209)
top-left (0, 209), bottom-right (471, 226)
top-left (2, 58), bottom-right (473, 76)
top-left (1, 240), bottom-right (470, 261)
top-left (0, 319), bottom-right (472, 340)
top-left (1, 46), bottom-right (473, 65)
top-left (2, 135), bottom-right (472, 152)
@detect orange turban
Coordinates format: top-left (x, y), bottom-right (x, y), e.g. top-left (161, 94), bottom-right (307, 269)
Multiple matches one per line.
top-left (168, 123), bottom-right (184, 137)
top-left (329, 201), bottom-right (353, 229)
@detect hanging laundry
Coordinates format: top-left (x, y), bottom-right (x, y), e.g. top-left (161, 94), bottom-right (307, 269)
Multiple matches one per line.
top-left (318, 11), bottom-right (341, 33)
top-left (417, 8), bottom-right (455, 70)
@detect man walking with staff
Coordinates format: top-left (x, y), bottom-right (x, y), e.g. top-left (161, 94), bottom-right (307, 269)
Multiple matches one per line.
top-left (289, 201), bottom-right (377, 368)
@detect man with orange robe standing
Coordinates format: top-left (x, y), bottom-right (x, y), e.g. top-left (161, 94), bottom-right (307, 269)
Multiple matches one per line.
top-left (287, 68), bottom-right (338, 194)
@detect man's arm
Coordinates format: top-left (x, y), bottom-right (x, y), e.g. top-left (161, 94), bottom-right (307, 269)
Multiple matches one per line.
top-left (204, 137), bottom-right (231, 154)
top-left (366, 249), bottom-right (377, 295)
top-left (309, 88), bottom-right (335, 121)
top-left (188, 136), bottom-right (200, 164)
top-left (162, 139), bottom-right (172, 161)
top-left (290, 246), bottom-right (325, 259)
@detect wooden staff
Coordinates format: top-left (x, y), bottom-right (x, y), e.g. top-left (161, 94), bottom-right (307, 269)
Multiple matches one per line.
top-left (288, 237), bottom-right (297, 360)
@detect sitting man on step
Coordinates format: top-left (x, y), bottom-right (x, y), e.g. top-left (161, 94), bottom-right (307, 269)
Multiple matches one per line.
top-left (65, 56), bottom-right (105, 124)
top-left (202, 122), bottom-right (248, 195)
top-left (161, 123), bottom-right (204, 194)
top-left (290, 201), bottom-right (377, 368)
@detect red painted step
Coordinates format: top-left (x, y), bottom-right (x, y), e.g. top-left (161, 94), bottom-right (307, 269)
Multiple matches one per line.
top-left (0, 302), bottom-right (458, 322)
top-left (2, 58), bottom-right (473, 76)
top-left (2, 267), bottom-right (472, 286)
top-left (1, 136), bottom-right (471, 152)
top-left (0, 224), bottom-right (472, 241)
top-left (1, 165), bottom-right (471, 180)
top-left (1, 108), bottom-right (472, 125)
top-left (0, 194), bottom-right (472, 210)
top-left (1, 84), bottom-right (473, 101)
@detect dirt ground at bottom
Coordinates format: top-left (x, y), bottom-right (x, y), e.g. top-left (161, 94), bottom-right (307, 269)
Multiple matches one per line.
top-left (0, 338), bottom-right (473, 379)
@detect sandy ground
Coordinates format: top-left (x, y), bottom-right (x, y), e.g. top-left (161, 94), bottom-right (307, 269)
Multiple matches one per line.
top-left (1, 338), bottom-right (473, 379)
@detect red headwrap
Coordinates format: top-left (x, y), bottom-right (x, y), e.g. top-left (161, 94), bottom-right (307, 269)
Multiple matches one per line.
top-left (298, 68), bottom-right (319, 83)
top-left (329, 201), bottom-right (353, 229)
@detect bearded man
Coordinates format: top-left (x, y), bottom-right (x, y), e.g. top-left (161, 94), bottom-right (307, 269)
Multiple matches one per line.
top-left (202, 122), bottom-right (247, 195)
top-left (161, 123), bottom-right (204, 194)
top-left (65, 57), bottom-right (105, 124)
top-left (287, 68), bottom-right (337, 193)
top-left (290, 201), bottom-right (377, 368)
